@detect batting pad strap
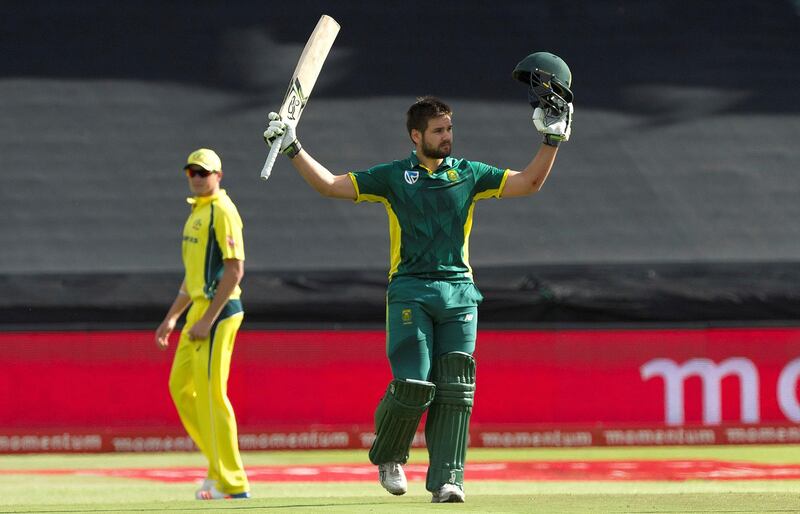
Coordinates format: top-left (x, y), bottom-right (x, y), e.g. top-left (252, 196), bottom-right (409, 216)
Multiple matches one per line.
top-left (369, 379), bottom-right (436, 465)
top-left (431, 382), bottom-right (475, 406)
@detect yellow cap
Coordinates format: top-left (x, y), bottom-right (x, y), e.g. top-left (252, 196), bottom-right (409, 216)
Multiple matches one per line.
top-left (184, 148), bottom-right (222, 172)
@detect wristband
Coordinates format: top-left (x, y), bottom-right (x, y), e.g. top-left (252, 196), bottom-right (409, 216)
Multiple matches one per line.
top-left (284, 140), bottom-right (302, 159)
top-left (542, 134), bottom-right (560, 147)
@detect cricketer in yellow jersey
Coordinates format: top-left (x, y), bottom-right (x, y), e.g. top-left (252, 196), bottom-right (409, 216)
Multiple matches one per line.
top-left (155, 148), bottom-right (250, 500)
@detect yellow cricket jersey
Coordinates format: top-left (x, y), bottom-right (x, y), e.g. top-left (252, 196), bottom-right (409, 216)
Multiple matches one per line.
top-left (182, 189), bottom-right (244, 301)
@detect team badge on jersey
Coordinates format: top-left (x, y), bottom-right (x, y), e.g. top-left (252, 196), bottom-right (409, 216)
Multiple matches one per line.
top-left (401, 308), bottom-right (413, 325)
top-left (447, 169), bottom-right (459, 181)
top-left (404, 170), bottom-right (419, 185)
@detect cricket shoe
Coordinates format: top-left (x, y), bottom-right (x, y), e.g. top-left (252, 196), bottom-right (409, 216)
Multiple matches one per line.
top-left (431, 483), bottom-right (465, 503)
top-left (195, 477), bottom-right (215, 496)
top-left (195, 484), bottom-right (251, 500)
top-left (378, 462), bottom-right (407, 495)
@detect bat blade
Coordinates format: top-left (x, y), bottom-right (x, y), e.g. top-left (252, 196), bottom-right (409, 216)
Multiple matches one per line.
top-left (261, 15), bottom-right (340, 181)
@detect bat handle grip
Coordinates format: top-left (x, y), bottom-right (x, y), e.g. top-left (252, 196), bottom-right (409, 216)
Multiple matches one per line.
top-left (260, 133), bottom-right (285, 181)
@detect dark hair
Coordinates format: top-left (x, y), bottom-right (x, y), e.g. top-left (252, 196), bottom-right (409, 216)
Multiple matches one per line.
top-left (406, 96), bottom-right (452, 142)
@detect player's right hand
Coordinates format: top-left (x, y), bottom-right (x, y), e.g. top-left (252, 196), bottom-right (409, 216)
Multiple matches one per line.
top-left (263, 112), bottom-right (302, 158)
top-left (155, 319), bottom-right (175, 350)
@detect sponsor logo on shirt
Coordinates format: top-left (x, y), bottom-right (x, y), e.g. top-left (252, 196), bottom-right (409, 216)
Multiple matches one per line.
top-left (404, 170), bottom-right (419, 185)
top-left (226, 235), bottom-right (236, 249)
top-left (192, 219), bottom-right (203, 230)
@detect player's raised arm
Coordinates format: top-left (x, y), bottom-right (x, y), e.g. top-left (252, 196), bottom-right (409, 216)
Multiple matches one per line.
top-left (501, 144), bottom-right (560, 198)
top-left (502, 51), bottom-right (574, 198)
top-left (501, 103), bottom-right (573, 197)
top-left (263, 113), bottom-right (356, 200)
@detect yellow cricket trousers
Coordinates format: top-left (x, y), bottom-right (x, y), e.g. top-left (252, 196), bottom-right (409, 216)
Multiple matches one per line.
top-left (168, 298), bottom-right (249, 495)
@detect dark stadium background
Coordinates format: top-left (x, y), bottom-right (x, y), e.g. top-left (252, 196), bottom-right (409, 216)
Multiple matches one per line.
top-left (3, 0), bottom-right (799, 327)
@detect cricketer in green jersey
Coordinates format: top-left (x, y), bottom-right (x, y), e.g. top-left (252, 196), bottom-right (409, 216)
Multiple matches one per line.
top-left (264, 95), bottom-right (572, 503)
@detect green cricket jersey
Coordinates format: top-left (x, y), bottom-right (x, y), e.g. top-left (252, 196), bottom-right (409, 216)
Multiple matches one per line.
top-left (349, 151), bottom-right (508, 281)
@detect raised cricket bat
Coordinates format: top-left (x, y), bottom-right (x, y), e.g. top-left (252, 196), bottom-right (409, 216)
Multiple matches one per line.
top-left (260, 14), bottom-right (340, 180)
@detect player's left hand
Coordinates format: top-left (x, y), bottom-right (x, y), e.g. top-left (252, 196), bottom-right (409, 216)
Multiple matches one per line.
top-left (263, 112), bottom-right (302, 158)
top-left (187, 319), bottom-right (211, 342)
top-left (533, 103), bottom-right (573, 147)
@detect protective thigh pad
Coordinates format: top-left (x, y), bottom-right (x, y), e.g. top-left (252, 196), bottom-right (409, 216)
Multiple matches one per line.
top-left (369, 378), bottom-right (436, 465)
top-left (425, 352), bottom-right (476, 491)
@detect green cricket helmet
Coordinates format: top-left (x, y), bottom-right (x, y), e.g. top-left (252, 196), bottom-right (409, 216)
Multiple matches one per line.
top-left (512, 52), bottom-right (573, 110)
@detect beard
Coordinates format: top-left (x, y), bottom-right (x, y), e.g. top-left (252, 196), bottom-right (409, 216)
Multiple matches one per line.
top-left (421, 140), bottom-right (452, 159)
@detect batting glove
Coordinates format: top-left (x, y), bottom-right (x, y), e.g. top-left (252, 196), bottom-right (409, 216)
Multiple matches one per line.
top-left (533, 103), bottom-right (573, 147)
top-left (263, 112), bottom-right (302, 158)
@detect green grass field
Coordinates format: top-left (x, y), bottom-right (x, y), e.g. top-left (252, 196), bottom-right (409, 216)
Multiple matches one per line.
top-left (2, 446), bottom-right (800, 513)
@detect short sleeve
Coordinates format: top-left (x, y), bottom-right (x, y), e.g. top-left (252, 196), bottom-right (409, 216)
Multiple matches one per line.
top-left (214, 207), bottom-right (245, 261)
top-left (471, 161), bottom-right (509, 200)
top-left (349, 163), bottom-right (393, 203)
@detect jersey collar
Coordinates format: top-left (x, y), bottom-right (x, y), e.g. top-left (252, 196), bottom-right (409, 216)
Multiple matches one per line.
top-left (408, 151), bottom-right (456, 173)
top-left (187, 188), bottom-right (227, 205)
